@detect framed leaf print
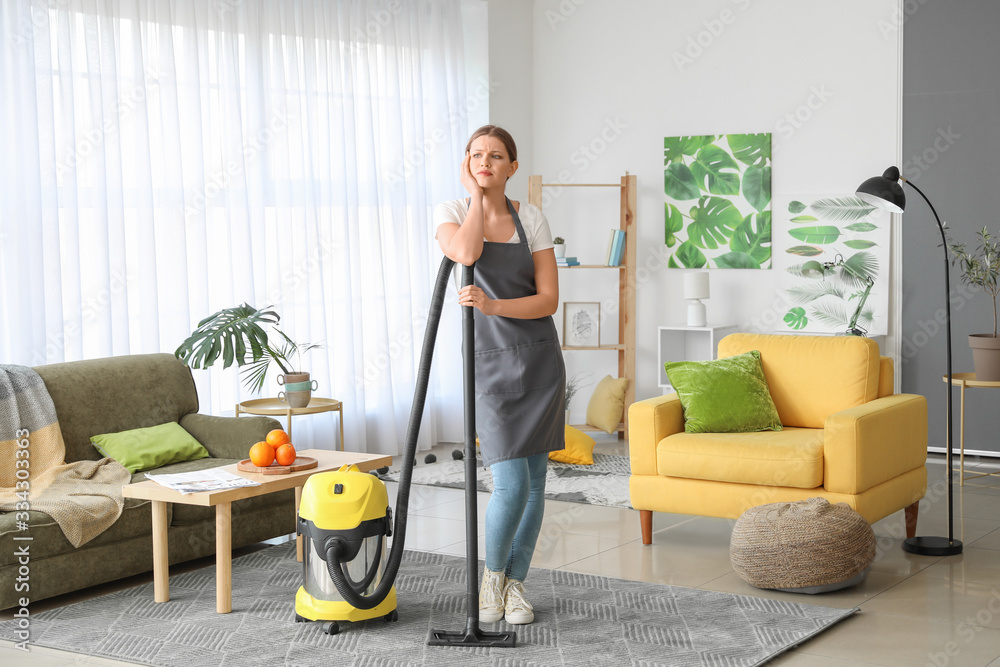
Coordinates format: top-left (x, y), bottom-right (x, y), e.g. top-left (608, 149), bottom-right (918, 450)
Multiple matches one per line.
top-left (773, 195), bottom-right (890, 335)
top-left (664, 133), bottom-right (772, 269)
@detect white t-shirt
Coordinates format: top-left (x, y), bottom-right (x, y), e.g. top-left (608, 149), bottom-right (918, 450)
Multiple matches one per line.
top-left (433, 199), bottom-right (554, 253)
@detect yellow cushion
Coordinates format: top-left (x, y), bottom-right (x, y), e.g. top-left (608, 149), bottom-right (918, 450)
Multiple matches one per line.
top-left (717, 333), bottom-right (880, 428)
top-left (586, 375), bottom-right (628, 433)
top-left (657, 427), bottom-right (824, 489)
top-left (549, 425), bottom-right (595, 465)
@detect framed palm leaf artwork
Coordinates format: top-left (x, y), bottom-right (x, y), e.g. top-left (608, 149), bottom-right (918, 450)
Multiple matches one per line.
top-left (664, 133), bottom-right (772, 269)
top-left (773, 195), bottom-right (890, 335)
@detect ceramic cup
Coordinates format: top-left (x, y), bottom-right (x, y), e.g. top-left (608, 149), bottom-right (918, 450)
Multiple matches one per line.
top-left (277, 372), bottom-right (310, 386)
top-left (283, 380), bottom-right (318, 392)
top-left (277, 390), bottom-right (312, 408)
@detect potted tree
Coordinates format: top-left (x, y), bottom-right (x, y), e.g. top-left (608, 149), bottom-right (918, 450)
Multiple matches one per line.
top-left (949, 226), bottom-right (1000, 380)
top-left (552, 236), bottom-right (566, 259)
top-left (174, 303), bottom-right (323, 395)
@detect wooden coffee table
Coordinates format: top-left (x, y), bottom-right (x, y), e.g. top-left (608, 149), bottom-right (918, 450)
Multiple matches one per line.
top-left (122, 448), bottom-right (391, 613)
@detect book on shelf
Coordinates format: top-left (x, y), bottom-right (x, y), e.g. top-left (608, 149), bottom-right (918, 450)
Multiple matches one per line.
top-left (612, 229), bottom-right (626, 266)
top-left (604, 229), bottom-right (617, 264)
top-left (556, 256), bottom-right (580, 266)
top-left (607, 229), bottom-right (624, 266)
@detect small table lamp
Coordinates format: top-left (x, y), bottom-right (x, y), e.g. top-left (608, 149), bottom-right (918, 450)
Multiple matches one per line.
top-left (684, 272), bottom-right (710, 327)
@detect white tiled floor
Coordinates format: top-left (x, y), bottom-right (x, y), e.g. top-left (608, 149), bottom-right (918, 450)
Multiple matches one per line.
top-left (4, 442), bottom-right (1000, 666)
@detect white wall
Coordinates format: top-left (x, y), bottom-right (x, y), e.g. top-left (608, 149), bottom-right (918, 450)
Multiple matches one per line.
top-left (487, 0), bottom-right (535, 196)
top-left (518, 0), bottom-right (903, 413)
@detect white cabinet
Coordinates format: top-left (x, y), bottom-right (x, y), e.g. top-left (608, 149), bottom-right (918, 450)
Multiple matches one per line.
top-left (657, 324), bottom-right (739, 392)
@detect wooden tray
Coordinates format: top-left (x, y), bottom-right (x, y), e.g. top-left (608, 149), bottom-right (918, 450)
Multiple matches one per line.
top-left (237, 456), bottom-right (319, 475)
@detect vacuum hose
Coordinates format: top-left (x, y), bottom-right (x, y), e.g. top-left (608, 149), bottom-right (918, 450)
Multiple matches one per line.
top-left (323, 255), bottom-right (456, 609)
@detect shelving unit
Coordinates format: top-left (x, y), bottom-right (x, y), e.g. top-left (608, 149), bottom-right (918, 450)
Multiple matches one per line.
top-left (529, 174), bottom-right (636, 437)
top-left (657, 323), bottom-right (739, 393)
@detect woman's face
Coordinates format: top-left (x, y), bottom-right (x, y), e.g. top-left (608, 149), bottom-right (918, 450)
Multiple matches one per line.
top-left (468, 136), bottom-right (517, 188)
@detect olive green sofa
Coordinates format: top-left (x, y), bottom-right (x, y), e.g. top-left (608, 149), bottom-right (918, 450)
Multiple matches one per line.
top-left (0, 353), bottom-right (294, 610)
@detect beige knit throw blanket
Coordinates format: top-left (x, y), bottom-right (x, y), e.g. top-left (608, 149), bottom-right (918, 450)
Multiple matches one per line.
top-left (0, 365), bottom-right (131, 547)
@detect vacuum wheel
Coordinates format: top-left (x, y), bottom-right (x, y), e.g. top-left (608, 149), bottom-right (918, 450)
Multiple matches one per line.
top-left (322, 621), bottom-right (340, 635)
top-left (294, 614), bottom-right (306, 623)
top-left (383, 610), bottom-right (398, 623)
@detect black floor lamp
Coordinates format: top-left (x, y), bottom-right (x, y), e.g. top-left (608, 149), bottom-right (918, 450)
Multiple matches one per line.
top-left (855, 166), bottom-right (962, 557)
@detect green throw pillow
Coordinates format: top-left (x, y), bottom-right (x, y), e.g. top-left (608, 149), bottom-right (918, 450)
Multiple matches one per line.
top-left (664, 350), bottom-right (782, 434)
top-left (91, 422), bottom-right (210, 473)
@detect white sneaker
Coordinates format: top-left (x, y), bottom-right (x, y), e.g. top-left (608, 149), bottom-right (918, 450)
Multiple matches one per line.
top-left (479, 566), bottom-right (506, 623)
top-left (503, 579), bottom-right (534, 624)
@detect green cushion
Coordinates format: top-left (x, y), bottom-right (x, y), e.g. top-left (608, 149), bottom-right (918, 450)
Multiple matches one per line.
top-left (664, 350), bottom-right (783, 434)
top-left (91, 422), bottom-right (210, 473)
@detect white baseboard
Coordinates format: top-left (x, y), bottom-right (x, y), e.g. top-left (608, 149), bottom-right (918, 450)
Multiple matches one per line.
top-left (928, 446), bottom-right (1000, 460)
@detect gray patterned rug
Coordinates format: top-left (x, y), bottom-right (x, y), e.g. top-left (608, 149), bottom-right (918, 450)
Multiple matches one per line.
top-left (2, 542), bottom-right (855, 666)
top-left (381, 453), bottom-right (633, 508)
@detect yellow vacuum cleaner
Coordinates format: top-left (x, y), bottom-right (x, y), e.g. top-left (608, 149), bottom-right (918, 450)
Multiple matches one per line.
top-left (294, 464), bottom-right (397, 635)
top-left (293, 259), bottom-right (515, 646)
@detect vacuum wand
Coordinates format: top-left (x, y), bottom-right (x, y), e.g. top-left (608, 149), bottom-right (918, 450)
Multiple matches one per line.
top-left (462, 264), bottom-right (479, 629)
top-left (428, 263), bottom-right (516, 648)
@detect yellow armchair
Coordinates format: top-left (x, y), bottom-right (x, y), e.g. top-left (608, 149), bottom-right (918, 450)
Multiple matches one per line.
top-left (629, 333), bottom-right (926, 545)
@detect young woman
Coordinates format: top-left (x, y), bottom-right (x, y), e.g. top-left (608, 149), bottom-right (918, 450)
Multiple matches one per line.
top-left (434, 125), bottom-right (566, 625)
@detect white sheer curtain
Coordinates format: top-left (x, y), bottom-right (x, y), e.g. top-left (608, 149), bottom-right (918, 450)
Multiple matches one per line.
top-left (0, 0), bottom-right (473, 454)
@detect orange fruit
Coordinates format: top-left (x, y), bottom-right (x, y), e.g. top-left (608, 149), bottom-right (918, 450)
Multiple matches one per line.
top-left (266, 429), bottom-right (291, 447)
top-left (275, 443), bottom-right (297, 466)
top-left (249, 441), bottom-right (275, 467)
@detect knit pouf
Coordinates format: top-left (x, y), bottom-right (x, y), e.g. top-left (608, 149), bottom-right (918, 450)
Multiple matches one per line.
top-left (730, 497), bottom-right (876, 594)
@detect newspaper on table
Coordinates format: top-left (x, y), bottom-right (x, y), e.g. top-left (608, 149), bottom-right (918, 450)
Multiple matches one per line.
top-left (144, 467), bottom-right (261, 495)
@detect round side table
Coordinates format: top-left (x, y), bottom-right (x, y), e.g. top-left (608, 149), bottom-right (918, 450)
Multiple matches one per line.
top-left (236, 397), bottom-right (344, 451)
top-left (942, 373), bottom-right (1000, 485)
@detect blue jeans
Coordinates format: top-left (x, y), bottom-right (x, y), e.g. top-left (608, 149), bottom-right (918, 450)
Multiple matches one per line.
top-left (485, 453), bottom-right (548, 582)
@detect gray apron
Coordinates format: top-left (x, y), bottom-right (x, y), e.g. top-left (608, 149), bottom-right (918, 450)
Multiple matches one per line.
top-left (473, 198), bottom-right (566, 467)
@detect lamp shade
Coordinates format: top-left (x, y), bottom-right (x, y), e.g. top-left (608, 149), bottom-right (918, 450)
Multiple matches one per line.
top-left (683, 272), bottom-right (710, 300)
top-left (856, 166), bottom-right (906, 213)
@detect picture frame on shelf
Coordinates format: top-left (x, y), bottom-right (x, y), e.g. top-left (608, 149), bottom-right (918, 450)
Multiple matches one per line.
top-left (563, 302), bottom-right (601, 347)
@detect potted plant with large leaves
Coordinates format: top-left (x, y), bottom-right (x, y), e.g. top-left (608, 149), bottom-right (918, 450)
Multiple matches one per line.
top-left (949, 226), bottom-right (1000, 380)
top-left (174, 303), bottom-right (323, 395)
